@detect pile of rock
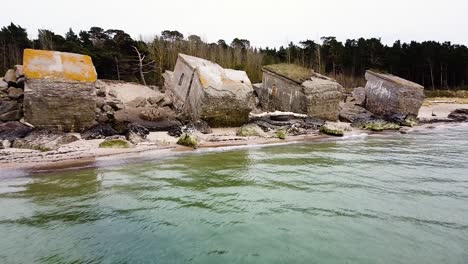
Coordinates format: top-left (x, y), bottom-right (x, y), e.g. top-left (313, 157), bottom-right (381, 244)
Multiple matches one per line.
top-left (339, 70), bottom-right (425, 131)
top-left (0, 65), bottom-right (25, 122)
top-left (95, 80), bottom-right (180, 132)
top-left (248, 112), bottom-right (324, 137)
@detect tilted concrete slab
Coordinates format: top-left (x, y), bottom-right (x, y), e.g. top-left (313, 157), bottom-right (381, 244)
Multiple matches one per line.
top-left (365, 70), bottom-right (424, 117)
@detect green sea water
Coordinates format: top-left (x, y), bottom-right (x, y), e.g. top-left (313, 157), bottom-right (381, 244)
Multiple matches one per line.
top-left (1, 124), bottom-right (467, 264)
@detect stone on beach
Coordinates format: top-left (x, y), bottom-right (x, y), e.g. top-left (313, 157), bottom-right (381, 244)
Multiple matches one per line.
top-left (236, 123), bottom-right (268, 137)
top-left (0, 121), bottom-right (33, 141)
top-left (319, 121), bottom-right (351, 137)
top-left (448, 108), bottom-right (468, 121)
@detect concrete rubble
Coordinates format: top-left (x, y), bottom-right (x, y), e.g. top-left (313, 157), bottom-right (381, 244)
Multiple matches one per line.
top-left (163, 54), bottom-right (255, 127)
top-left (255, 64), bottom-right (345, 121)
top-left (364, 70), bottom-right (425, 118)
top-left (22, 49), bottom-right (97, 132)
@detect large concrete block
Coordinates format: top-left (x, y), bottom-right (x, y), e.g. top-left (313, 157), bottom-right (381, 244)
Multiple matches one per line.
top-left (23, 49), bottom-right (97, 132)
top-left (258, 64), bottom-right (344, 121)
top-left (166, 54), bottom-right (254, 127)
top-left (365, 70), bottom-right (424, 117)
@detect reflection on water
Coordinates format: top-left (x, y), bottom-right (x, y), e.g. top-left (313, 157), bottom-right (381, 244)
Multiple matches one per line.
top-left (1, 125), bottom-right (468, 263)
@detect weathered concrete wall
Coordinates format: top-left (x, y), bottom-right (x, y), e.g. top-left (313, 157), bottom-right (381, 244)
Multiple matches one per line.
top-left (167, 57), bottom-right (196, 115)
top-left (23, 49), bottom-right (97, 132)
top-left (302, 78), bottom-right (344, 121)
top-left (257, 69), bottom-right (344, 121)
top-left (365, 70), bottom-right (424, 117)
top-left (258, 71), bottom-right (305, 113)
top-left (166, 54), bottom-right (254, 127)
top-left (24, 80), bottom-right (96, 132)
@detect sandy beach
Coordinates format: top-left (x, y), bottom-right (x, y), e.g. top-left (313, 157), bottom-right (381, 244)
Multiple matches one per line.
top-left (0, 101), bottom-right (466, 173)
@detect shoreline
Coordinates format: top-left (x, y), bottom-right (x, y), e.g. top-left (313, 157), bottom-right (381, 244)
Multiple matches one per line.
top-left (2, 121), bottom-right (466, 175)
top-left (2, 100), bottom-right (467, 174)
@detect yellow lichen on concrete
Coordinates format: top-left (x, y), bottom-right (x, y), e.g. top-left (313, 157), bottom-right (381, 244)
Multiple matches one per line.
top-left (23, 49), bottom-right (97, 82)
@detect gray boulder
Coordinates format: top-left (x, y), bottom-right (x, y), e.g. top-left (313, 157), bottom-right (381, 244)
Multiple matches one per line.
top-left (7, 87), bottom-right (24, 99)
top-left (0, 121), bottom-right (33, 141)
top-left (448, 109), bottom-right (468, 121)
top-left (339, 102), bottom-right (374, 123)
top-left (13, 130), bottom-right (79, 151)
top-left (15, 65), bottom-right (24, 78)
top-left (194, 120), bottom-right (212, 134)
top-left (236, 124), bottom-right (268, 137)
top-left (81, 124), bottom-right (118, 140)
top-left (348, 87), bottom-right (366, 106)
top-left (0, 100), bottom-right (22, 122)
top-left (4, 69), bottom-right (16, 83)
top-left (126, 123), bottom-right (149, 144)
top-left (364, 70), bottom-right (424, 117)
top-left (0, 80), bottom-right (8, 90)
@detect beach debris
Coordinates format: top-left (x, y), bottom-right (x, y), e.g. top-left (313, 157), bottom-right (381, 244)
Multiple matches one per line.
top-left (177, 133), bottom-right (199, 148)
top-left (255, 64), bottom-right (344, 121)
top-left (364, 70), bottom-right (424, 118)
top-left (163, 54), bottom-right (255, 127)
top-left (22, 49), bottom-right (97, 132)
top-left (448, 108), bottom-right (468, 121)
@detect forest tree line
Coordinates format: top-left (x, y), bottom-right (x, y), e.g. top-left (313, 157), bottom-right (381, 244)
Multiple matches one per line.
top-left (1, 22), bottom-right (467, 89)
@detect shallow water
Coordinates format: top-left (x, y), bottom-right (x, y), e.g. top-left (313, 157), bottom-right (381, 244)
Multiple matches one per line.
top-left (1, 125), bottom-right (468, 264)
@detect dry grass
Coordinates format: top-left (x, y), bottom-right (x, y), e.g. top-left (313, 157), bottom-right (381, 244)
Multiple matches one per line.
top-left (424, 90), bottom-right (468, 98)
top-left (423, 97), bottom-right (468, 106)
top-left (263, 64), bottom-right (313, 84)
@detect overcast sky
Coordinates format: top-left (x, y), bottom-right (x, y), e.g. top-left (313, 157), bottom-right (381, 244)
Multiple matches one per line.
top-left (2, 0), bottom-right (467, 48)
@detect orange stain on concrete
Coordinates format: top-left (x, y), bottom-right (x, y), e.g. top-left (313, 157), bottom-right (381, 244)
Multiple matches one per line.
top-left (23, 49), bottom-right (97, 82)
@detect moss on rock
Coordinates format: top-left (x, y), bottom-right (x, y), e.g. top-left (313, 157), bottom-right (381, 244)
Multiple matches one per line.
top-left (319, 126), bottom-right (344, 137)
top-left (360, 121), bottom-right (401, 132)
top-left (236, 124), bottom-right (267, 137)
top-left (99, 139), bottom-right (131, 148)
top-left (177, 134), bottom-right (199, 148)
top-left (277, 129), bottom-right (286, 140)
